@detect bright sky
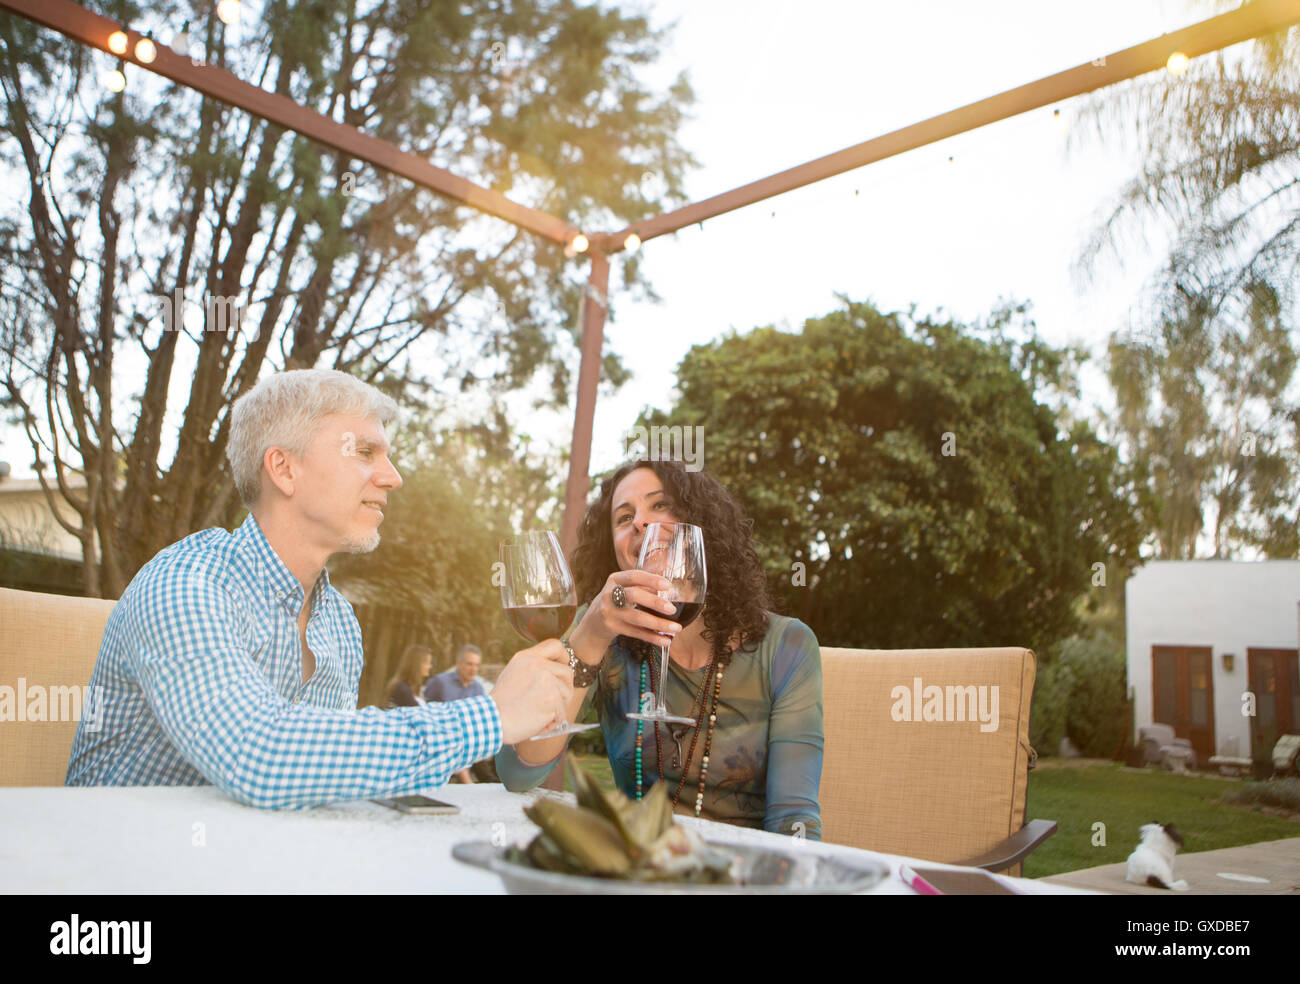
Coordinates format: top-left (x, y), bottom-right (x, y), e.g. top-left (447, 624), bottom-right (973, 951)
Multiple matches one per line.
top-left (579, 0), bottom-right (1207, 475)
top-left (1, 0), bottom-right (1231, 488)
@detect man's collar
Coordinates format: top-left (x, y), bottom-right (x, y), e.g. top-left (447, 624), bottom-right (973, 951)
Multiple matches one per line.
top-left (237, 513), bottom-right (330, 615)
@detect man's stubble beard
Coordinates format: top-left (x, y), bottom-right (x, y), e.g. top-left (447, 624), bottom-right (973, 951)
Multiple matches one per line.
top-left (340, 530), bottom-right (381, 553)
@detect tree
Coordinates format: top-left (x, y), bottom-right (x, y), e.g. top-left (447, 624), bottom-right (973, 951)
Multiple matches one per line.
top-left (1077, 7), bottom-right (1300, 557)
top-left (0, 0), bottom-right (694, 596)
top-left (642, 299), bottom-right (1143, 653)
top-left (1106, 284), bottom-right (1298, 557)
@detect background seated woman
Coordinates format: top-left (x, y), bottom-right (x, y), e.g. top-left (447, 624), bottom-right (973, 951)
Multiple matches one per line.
top-left (383, 644), bottom-right (432, 708)
top-left (496, 459), bottom-right (823, 839)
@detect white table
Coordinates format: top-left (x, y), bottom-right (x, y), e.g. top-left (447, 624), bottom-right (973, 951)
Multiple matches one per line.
top-left (0, 785), bottom-right (1090, 894)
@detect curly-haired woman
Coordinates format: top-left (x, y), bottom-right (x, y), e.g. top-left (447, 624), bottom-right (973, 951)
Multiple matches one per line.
top-left (496, 459), bottom-right (823, 839)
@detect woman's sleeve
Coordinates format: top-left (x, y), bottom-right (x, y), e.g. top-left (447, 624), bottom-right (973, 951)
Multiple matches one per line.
top-left (494, 684), bottom-right (599, 792)
top-left (764, 619), bottom-right (824, 840)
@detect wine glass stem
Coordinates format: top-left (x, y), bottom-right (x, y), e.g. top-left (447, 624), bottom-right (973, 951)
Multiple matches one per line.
top-left (656, 641), bottom-right (671, 716)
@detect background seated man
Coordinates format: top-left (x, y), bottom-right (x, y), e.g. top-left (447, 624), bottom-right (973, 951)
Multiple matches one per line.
top-left (425, 644), bottom-right (489, 783)
top-left (424, 644), bottom-right (485, 702)
top-left (65, 369), bottom-right (571, 807)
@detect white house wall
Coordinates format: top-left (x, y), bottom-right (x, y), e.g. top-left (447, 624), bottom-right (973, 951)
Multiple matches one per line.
top-left (1126, 560), bottom-right (1300, 758)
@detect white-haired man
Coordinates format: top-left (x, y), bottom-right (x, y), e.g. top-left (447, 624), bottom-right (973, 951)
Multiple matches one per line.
top-left (66, 369), bottom-right (572, 807)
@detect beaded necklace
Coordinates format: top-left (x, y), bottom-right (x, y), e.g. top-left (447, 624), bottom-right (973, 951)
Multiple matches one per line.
top-left (636, 648), bottom-right (725, 817)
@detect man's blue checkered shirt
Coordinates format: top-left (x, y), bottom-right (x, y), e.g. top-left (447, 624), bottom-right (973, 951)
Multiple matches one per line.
top-left (65, 513), bottom-right (502, 808)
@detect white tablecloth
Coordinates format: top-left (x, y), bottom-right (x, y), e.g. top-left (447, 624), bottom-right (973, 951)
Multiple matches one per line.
top-left (0, 784), bottom-right (1091, 894)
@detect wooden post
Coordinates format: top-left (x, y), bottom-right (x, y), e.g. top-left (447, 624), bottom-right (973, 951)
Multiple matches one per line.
top-left (559, 250), bottom-right (611, 557)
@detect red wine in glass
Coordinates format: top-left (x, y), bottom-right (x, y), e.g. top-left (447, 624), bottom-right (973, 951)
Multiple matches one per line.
top-left (626, 521), bottom-right (707, 727)
top-left (504, 604), bottom-right (578, 643)
top-left (636, 600), bottom-right (703, 628)
top-left (499, 531), bottom-right (596, 741)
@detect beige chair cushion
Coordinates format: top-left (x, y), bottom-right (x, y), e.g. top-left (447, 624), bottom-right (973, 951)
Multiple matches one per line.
top-left (819, 647), bottom-right (1036, 864)
top-left (0, 587), bottom-right (117, 785)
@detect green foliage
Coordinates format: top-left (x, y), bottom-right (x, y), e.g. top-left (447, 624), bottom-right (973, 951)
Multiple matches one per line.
top-left (645, 299), bottom-right (1142, 653)
top-left (1056, 631), bottom-right (1131, 759)
top-left (1221, 778), bottom-right (1300, 812)
top-left (1030, 658), bottom-right (1073, 759)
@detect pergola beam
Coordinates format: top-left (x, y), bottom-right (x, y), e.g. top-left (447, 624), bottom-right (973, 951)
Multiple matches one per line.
top-left (0, 0), bottom-right (577, 244)
top-left (609, 0), bottom-right (1300, 247)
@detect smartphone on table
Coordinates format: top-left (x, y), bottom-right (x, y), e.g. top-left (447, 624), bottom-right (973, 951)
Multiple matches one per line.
top-left (372, 795), bottom-right (460, 815)
top-left (900, 864), bottom-right (1021, 895)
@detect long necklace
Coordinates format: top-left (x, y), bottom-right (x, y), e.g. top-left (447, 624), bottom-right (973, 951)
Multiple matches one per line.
top-left (635, 663), bottom-right (647, 801)
top-left (638, 648), bottom-right (725, 816)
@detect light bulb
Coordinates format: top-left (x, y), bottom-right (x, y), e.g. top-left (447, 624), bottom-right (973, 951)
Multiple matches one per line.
top-left (623, 233), bottom-right (641, 252)
top-left (572, 234), bottom-right (589, 254)
top-left (1166, 51), bottom-right (1189, 76)
top-left (135, 39), bottom-right (157, 64)
top-left (107, 31), bottom-right (128, 55)
top-left (217, 0), bottom-right (241, 25)
top-left (103, 69), bottom-right (126, 92)
top-left (1053, 107), bottom-right (1068, 132)
top-left (170, 31), bottom-right (190, 53)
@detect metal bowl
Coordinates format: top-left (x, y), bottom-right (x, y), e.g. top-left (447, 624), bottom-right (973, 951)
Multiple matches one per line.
top-left (452, 838), bottom-right (889, 895)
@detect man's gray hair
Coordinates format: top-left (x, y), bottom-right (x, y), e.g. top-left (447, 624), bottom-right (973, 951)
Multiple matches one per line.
top-left (226, 369), bottom-right (398, 507)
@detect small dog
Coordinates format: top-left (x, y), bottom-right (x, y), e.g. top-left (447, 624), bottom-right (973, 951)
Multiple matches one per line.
top-left (1125, 822), bottom-right (1189, 891)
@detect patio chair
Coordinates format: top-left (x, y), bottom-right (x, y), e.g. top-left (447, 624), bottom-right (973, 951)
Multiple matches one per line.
top-left (818, 646), bottom-right (1055, 877)
top-left (0, 587), bottom-right (117, 785)
top-left (1137, 723), bottom-right (1198, 771)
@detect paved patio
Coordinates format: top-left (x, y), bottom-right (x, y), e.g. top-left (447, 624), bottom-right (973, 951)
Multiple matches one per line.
top-left (1041, 837), bottom-right (1300, 894)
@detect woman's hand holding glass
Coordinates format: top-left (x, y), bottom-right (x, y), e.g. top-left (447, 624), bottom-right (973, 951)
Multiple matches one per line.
top-left (567, 570), bottom-right (683, 656)
top-left (519, 571), bottom-right (681, 765)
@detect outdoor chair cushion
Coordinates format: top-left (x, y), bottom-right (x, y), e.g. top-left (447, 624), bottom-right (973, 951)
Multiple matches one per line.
top-left (818, 646), bottom-right (1037, 866)
top-left (0, 587), bottom-right (117, 785)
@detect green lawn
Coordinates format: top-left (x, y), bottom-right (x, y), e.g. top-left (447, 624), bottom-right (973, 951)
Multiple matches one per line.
top-left (1023, 763), bottom-right (1300, 878)
top-left (571, 756), bottom-right (1300, 880)
top-left (567, 754), bottom-right (616, 793)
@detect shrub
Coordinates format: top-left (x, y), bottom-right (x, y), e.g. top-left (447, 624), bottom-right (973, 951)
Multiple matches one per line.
top-left (1030, 658), bottom-right (1073, 757)
top-left (1031, 630), bottom-right (1132, 759)
top-left (1060, 632), bottom-right (1132, 759)
top-left (1222, 778), bottom-right (1300, 813)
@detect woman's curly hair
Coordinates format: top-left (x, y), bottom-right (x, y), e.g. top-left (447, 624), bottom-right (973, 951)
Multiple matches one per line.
top-left (570, 459), bottom-right (772, 666)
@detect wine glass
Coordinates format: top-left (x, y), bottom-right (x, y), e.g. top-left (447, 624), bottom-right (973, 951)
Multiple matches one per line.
top-left (625, 521), bottom-right (707, 727)
top-left (499, 531), bottom-right (599, 741)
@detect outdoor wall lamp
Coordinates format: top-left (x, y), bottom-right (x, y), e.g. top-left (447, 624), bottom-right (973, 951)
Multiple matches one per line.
top-left (1222, 651), bottom-right (1235, 673)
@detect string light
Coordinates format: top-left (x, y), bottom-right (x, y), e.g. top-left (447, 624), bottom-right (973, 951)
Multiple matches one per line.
top-left (134, 38), bottom-right (157, 64)
top-left (1166, 51), bottom-right (1189, 75)
top-left (107, 31), bottom-right (128, 55)
top-left (623, 232), bottom-right (641, 252)
top-left (170, 26), bottom-right (191, 54)
top-left (1053, 107), bottom-right (1068, 132)
top-left (571, 233), bottom-right (589, 254)
top-left (103, 69), bottom-right (126, 92)
top-left (216, 0), bottom-right (241, 25)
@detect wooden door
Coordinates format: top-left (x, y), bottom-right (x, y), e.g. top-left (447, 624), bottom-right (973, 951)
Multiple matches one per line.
top-left (1151, 646), bottom-right (1215, 763)
top-left (1247, 648), bottom-right (1300, 765)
